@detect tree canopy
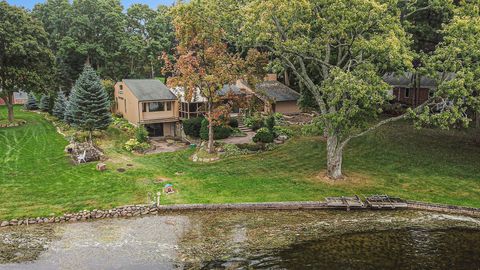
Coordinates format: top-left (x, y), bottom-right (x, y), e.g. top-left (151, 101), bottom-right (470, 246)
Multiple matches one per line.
top-left (0, 1), bottom-right (53, 121)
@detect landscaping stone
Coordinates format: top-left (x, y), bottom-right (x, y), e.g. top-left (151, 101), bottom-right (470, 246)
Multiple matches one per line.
top-left (96, 163), bottom-right (107, 171)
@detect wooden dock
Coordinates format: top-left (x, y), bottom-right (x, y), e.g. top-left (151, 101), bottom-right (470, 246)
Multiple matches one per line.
top-left (325, 195), bottom-right (364, 210)
top-left (365, 195), bottom-right (408, 209)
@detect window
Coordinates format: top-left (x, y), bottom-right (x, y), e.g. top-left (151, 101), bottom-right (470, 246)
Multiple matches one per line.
top-left (124, 99), bottom-right (127, 113)
top-left (142, 103), bottom-right (147, 112)
top-left (148, 102), bottom-right (164, 112)
top-left (404, 88), bottom-right (410, 98)
top-left (167, 101), bottom-right (172, 111)
top-left (116, 98), bottom-right (118, 110)
top-left (120, 84), bottom-right (123, 90)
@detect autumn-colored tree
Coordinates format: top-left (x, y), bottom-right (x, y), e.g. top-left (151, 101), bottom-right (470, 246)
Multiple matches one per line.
top-left (165, 0), bottom-right (266, 153)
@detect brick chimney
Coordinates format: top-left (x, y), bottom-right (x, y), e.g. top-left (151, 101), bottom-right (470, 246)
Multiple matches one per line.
top-left (264, 73), bottom-right (278, 81)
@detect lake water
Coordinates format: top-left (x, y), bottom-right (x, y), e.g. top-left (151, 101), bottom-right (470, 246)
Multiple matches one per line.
top-left (1, 210), bottom-right (480, 269)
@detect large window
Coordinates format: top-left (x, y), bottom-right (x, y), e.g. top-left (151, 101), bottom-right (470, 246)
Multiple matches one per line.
top-left (166, 101), bottom-right (172, 111)
top-left (148, 102), bottom-right (165, 112)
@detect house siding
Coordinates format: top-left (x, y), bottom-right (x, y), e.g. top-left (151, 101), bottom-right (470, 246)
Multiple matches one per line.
top-left (114, 82), bottom-right (140, 125)
top-left (275, 101), bottom-right (301, 114)
top-left (393, 87), bottom-right (430, 107)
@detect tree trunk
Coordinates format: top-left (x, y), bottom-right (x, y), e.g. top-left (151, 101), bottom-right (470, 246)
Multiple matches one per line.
top-left (326, 135), bottom-right (343, 180)
top-left (207, 101), bottom-right (214, 154)
top-left (150, 61), bottom-right (155, 79)
top-left (5, 92), bottom-right (14, 122)
top-left (476, 111), bottom-right (480, 129)
top-left (284, 69), bottom-right (290, 86)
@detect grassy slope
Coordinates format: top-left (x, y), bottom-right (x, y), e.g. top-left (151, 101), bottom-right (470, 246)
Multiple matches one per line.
top-left (0, 106), bottom-right (479, 220)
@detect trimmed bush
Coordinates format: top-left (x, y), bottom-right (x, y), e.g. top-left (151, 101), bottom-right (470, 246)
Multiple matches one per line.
top-left (200, 119), bottom-right (232, 140)
top-left (253, 127), bottom-right (274, 143)
top-left (183, 116), bottom-right (204, 138)
top-left (228, 118), bottom-right (238, 128)
top-left (135, 126), bottom-right (149, 143)
top-left (265, 115), bottom-right (275, 132)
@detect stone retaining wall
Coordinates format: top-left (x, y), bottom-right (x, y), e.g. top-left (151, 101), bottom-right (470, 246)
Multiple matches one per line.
top-left (1, 201), bottom-right (479, 228)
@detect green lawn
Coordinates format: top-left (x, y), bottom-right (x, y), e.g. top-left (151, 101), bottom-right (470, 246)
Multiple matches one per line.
top-left (1, 106), bottom-right (479, 220)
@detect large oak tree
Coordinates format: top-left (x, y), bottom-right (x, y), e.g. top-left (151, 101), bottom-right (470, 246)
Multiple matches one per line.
top-left (238, 0), bottom-right (479, 179)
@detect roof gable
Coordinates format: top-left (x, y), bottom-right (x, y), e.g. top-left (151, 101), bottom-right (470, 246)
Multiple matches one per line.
top-left (123, 79), bottom-right (177, 101)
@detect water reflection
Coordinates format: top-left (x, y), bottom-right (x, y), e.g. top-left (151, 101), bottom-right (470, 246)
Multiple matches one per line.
top-left (1, 210), bottom-right (479, 269)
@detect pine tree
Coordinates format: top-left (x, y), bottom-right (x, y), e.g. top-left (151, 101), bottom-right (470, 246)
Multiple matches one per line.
top-left (24, 93), bottom-right (38, 110)
top-left (64, 88), bottom-right (75, 124)
top-left (69, 65), bottom-right (112, 134)
top-left (39, 94), bottom-right (50, 112)
top-left (52, 91), bottom-right (67, 120)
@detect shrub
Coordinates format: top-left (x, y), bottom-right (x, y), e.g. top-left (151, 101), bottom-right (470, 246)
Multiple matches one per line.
top-left (124, 139), bottom-right (150, 152)
top-left (222, 143), bottom-right (248, 157)
top-left (228, 118), bottom-right (239, 128)
top-left (183, 117), bottom-right (204, 137)
top-left (265, 115), bottom-right (275, 133)
top-left (200, 119), bottom-right (232, 140)
top-left (301, 123), bottom-right (324, 136)
top-left (273, 126), bottom-right (294, 137)
top-left (244, 114), bottom-right (264, 131)
top-left (135, 126), bottom-right (149, 143)
top-left (253, 127), bottom-right (274, 143)
top-left (237, 142), bottom-right (267, 152)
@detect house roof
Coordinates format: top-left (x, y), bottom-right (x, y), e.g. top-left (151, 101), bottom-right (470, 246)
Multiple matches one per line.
top-left (123, 79), bottom-right (177, 101)
top-left (170, 87), bottom-right (207, 103)
top-left (383, 72), bottom-right (456, 89)
top-left (218, 84), bottom-right (243, 96)
top-left (254, 81), bottom-right (300, 102)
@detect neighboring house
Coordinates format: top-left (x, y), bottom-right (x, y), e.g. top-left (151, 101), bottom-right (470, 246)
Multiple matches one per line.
top-left (383, 72), bottom-right (455, 107)
top-left (237, 74), bottom-right (302, 114)
top-left (114, 79), bottom-right (180, 137)
top-left (0, 91), bottom-right (28, 105)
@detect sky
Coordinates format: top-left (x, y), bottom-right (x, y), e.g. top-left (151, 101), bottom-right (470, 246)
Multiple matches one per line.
top-left (6, 0), bottom-right (176, 10)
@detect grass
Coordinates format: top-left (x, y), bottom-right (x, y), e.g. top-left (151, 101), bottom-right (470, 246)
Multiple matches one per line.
top-left (0, 106), bottom-right (479, 220)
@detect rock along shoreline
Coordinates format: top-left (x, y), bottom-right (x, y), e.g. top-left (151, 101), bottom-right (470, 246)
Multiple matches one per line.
top-left (1, 201), bottom-right (479, 228)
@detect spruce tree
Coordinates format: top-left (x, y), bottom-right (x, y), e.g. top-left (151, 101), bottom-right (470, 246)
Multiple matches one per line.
top-left (64, 88), bottom-right (75, 124)
top-left (52, 91), bottom-right (67, 120)
top-left (39, 94), bottom-right (50, 112)
top-left (69, 65), bottom-right (112, 134)
top-left (24, 93), bottom-right (38, 110)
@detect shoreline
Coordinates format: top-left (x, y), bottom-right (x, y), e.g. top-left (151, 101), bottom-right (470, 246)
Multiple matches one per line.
top-left (1, 200), bottom-right (479, 228)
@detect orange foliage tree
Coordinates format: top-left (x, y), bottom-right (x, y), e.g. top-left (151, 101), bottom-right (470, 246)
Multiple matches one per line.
top-left (164, 0), bottom-right (266, 153)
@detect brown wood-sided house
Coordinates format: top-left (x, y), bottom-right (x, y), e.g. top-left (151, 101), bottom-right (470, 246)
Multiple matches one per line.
top-left (383, 72), bottom-right (455, 107)
top-left (114, 79), bottom-right (180, 137)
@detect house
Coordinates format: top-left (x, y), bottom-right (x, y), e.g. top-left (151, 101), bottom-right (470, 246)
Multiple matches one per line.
top-left (0, 91), bottom-right (28, 105)
top-left (114, 79), bottom-right (180, 137)
top-left (237, 74), bottom-right (302, 114)
top-left (383, 72), bottom-right (455, 107)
